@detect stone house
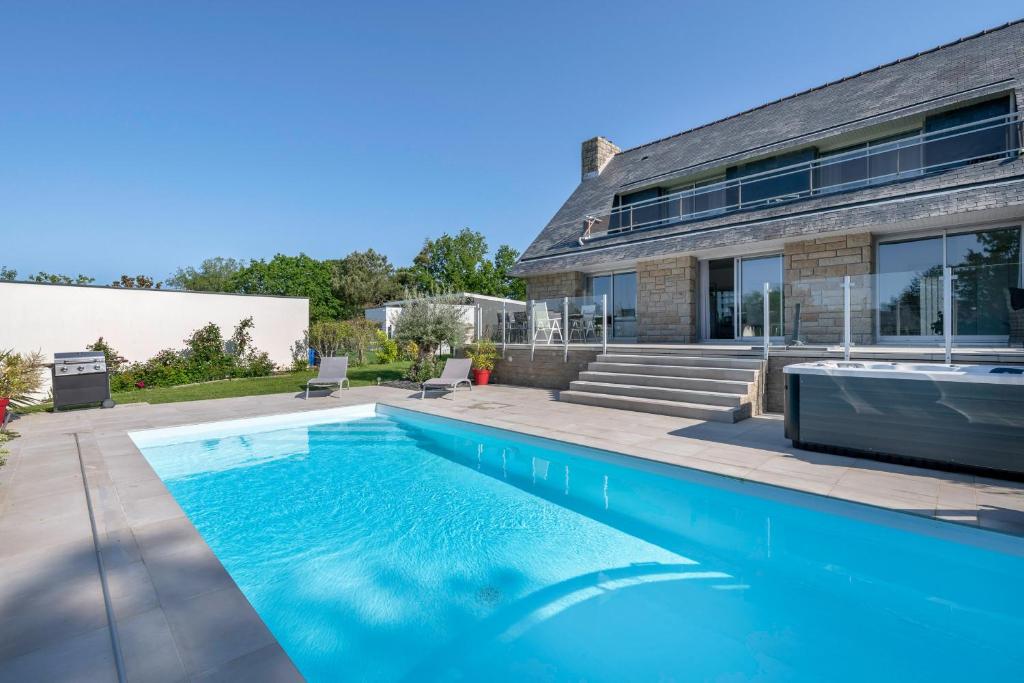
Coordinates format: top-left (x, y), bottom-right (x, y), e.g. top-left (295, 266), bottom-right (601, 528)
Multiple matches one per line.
top-left (500, 20), bottom-right (1024, 419)
top-left (511, 20), bottom-right (1024, 349)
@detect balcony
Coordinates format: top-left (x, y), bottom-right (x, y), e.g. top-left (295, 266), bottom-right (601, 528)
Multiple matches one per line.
top-left (583, 111), bottom-right (1022, 241)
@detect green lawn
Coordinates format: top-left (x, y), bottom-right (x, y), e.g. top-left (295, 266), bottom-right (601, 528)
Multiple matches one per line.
top-left (19, 361), bottom-right (412, 414)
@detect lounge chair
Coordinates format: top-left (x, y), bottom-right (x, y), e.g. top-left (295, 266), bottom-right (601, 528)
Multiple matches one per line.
top-left (305, 356), bottom-right (350, 399)
top-left (420, 358), bottom-right (473, 399)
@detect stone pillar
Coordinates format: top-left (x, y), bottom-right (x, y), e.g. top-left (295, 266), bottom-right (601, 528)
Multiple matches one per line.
top-left (581, 136), bottom-right (620, 179)
top-left (783, 233), bottom-right (874, 345)
top-left (636, 255), bottom-right (698, 343)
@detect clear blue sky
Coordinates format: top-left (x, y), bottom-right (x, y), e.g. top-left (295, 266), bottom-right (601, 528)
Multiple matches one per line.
top-left (2, 1), bottom-right (1021, 283)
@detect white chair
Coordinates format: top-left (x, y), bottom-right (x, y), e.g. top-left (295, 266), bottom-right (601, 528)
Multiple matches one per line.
top-left (305, 356), bottom-right (350, 399)
top-left (532, 303), bottom-right (563, 344)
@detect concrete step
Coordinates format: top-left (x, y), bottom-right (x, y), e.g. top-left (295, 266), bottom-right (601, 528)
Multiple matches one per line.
top-left (588, 362), bottom-right (758, 382)
top-left (559, 391), bottom-right (745, 423)
top-left (597, 354), bottom-right (764, 370)
top-left (577, 371), bottom-right (751, 395)
top-left (568, 381), bottom-right (745, 407)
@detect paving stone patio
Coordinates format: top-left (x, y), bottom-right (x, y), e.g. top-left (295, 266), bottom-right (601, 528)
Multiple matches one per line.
top-left (1, 384), bottom-right (1022, 681)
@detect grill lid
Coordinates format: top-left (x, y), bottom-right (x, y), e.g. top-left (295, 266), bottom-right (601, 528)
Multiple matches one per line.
top-left (54, 351), bottom-right (106, 365)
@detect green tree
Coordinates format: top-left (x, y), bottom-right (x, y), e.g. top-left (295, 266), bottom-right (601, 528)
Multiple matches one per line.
top-left (405, 228), bottom-right (524, 298)
top-left (111, 274), bottom-right (162, 289)
top-left (489, 244), bottom-right (526, 300)
top-left (327, 249), bottom-right (400, 318)
top-left (27, 271), bottom-right (95, 285)
top-left (0, 266), bottom-right (16, 281)
top-left (229, 253), bottom-right (340, 322)
top-left (167, 257), bottom-right (246, 292)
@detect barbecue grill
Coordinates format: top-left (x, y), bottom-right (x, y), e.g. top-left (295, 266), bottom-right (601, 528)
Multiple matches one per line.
top-left (52, 351), bottom-right (116, 411)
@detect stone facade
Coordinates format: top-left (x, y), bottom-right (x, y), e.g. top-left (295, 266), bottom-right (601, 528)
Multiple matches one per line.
top-left (525, 271), bottom-right (586, 302)
top-left (581, 136), bottom-right (620, 179)
top-left (784, 233), bottom-right (875, 345)
top-left (636, 255), bottom-right (698, 343)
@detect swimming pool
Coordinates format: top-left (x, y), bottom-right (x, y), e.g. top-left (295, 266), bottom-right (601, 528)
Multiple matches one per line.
top-left (132, 404), bottom-right (1024, 682)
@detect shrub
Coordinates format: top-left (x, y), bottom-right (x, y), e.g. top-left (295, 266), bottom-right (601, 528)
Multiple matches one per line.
top-left (465, 340), bottom-right (498, 371)
top-left (110, 318), bottom-right (277, 391)
top-left (404, 355), bottom-right (438, 383)
top-left (374, 329), bottom-right (399, 364)
top-left (0, 349), bottom-right (46, 408)
top-left (240, 351), bottom-right (275, 377)
top-left (185, 323), bottom-right (234, 378)
top-left (87, 337), bottom-right (127, 374)
top-left (290, 336), bottom-right (310, 370)
top-left (399, 340), bottom-right (419, 362)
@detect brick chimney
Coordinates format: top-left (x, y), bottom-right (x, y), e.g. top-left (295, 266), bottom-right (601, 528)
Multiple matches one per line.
top-left (581, 136), bottom-right (619, 180)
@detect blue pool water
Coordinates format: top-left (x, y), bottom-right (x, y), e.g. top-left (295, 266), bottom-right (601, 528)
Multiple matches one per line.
top-left (135, 405), bottom-right (1024, 682)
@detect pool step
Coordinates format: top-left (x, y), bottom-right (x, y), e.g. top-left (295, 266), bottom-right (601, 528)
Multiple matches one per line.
top-left (559, 391), bottom-right (747, 423)
top-left (559, 354), bottom-right (762, 422)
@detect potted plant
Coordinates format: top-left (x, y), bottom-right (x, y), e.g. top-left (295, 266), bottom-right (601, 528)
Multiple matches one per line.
top-left (465, 340), bottom-right (498, 385)
top-left (0, 349), bottom-right (46, 425)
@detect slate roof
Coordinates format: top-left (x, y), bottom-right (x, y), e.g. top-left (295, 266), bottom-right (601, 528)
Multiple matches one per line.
top-left (512, 19), bottom-right (1024, 275)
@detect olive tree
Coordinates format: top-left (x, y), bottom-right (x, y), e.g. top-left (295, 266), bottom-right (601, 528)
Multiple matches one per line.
top-left (392, 292), bottom-right (468, 381)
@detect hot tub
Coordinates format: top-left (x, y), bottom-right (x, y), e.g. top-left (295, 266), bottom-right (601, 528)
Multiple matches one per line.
top-left (784, 361), bottom-right (1024, 479)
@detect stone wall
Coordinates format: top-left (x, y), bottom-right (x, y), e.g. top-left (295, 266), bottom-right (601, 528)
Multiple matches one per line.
top-left (524, 272), bottom-right (586, 302)
top-left (494, 347), bottom-right (599, 390)
top-left (636, 255), bottom-right (698, 343)
top-left (784, 233), bottom-right (874, 345)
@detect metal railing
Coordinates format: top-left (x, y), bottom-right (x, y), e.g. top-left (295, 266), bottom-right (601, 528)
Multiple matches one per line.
top-left (580, 111), bottom-right (1022, 240)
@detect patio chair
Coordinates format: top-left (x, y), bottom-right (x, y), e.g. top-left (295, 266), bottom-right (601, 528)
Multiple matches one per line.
top-left (512, 311), bottom-right (528, 343)
top-left (421, 358), bottom-right (473, 399)
top-left (532, 303), bottom-right (563, 344)
top-left (569, 304), bottom-right (599, 342)
top-left (305, 356), bottom-right (350, 399)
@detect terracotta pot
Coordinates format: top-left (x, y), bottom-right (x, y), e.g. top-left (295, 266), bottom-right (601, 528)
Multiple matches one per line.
top-left (472, 369), bottom-right (491, 386)
top-left (0, 397), bottom-right (9, 426)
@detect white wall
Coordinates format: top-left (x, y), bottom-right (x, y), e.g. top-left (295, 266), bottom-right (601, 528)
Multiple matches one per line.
top-left (364, 304), bottom-right (478, 339)
top-left (1, 282), bottom-right (309, 387)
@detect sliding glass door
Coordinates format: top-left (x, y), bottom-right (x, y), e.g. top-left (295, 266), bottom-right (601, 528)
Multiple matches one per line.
top-left (587, 271), bottom-right (637, 340)
top-left (703, 255), bottom-right (784, 341)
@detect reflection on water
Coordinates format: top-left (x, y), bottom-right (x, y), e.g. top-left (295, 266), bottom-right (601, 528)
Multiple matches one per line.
top-left (141, 409), bottom-right (1024, 682)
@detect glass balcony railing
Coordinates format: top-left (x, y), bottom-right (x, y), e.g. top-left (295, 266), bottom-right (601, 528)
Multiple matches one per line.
top-left (586, 111), bottom-right (1022, 240)
top-left (787, 263), bottom-right (1023, 359)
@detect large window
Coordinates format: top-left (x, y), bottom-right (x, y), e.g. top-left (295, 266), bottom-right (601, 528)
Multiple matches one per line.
top-left (878, 226), bottom-right (1022, 340)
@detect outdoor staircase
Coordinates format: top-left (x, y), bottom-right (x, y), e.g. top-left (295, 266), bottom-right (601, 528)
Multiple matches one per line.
top-left (559, 352), bottom-right (763, 423)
